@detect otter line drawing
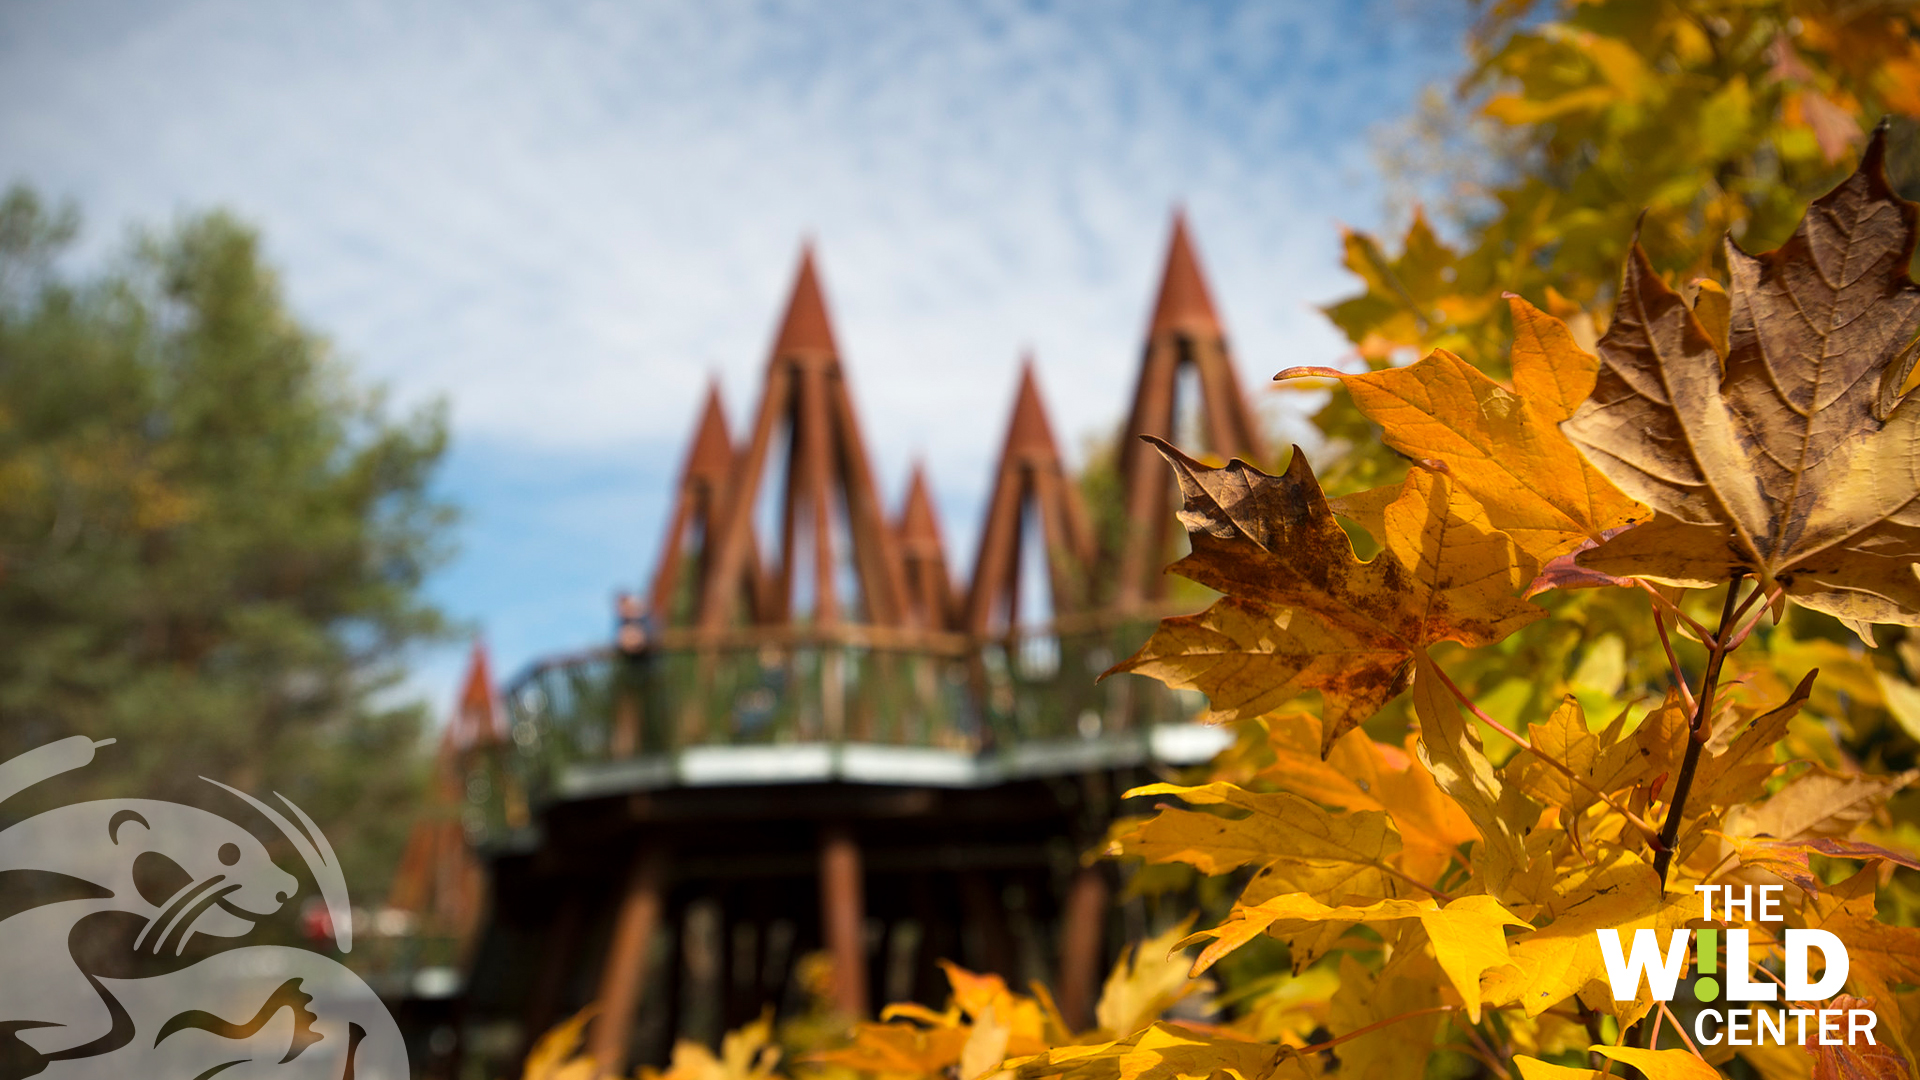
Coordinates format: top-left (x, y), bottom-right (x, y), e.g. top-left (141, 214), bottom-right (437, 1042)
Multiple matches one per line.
top-left (0, 736), bottom-right (410, 1079)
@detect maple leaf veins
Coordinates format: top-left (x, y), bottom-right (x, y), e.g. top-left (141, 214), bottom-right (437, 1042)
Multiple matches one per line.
top-left (1560, 127), bottom-right (1920, 639)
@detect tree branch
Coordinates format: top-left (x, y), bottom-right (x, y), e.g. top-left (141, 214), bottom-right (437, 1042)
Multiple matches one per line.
top-left (1651, 574), bottom-right (1747, 883)
top-left (1651, 609), bottom-right (1697, 714)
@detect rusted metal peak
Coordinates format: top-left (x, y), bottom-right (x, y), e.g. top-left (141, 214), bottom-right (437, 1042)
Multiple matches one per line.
top-left (686, 379), bottom-right (733, 479)
top-left (450, 640), bottom-right (501, 750)
top-left (898, 463), bottom-right (945, 553)
top-left (770, 244), bottom-right (840, 359)
top-left (1149, 210), bottom-right (1222, 338)
top-left (1005, 355), bottom-right (1065, 458)
top-left (897, 462), bottom-right (957, 631)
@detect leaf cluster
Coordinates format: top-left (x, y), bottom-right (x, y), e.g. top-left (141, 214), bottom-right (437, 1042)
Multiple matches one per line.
top-left (1081, 134), bottom-right (1920, 1078)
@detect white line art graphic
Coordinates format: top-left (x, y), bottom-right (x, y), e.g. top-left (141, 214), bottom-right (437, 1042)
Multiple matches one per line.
top-left (0, 736), bottom-right (411, 1079)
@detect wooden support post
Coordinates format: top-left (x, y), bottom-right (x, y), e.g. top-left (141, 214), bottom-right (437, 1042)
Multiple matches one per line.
top-left (818, 824), bottom-right (869, 1017)
top-left (959, 872), bottom-right (1017, 980)
top-left (592, 846), bottom-right (668, 1077)
top-left (1055, 865), bottom-right (1110, 1031)
top-left (521, 890), bottom-right (586, 1062)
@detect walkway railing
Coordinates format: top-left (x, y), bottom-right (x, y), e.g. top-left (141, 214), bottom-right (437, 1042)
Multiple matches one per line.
top-left (459, 617), bottom-right (1206, 843)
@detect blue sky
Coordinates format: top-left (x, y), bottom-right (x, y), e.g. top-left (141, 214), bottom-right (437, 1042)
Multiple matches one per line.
top-left (0, 0), bottom-right (1471, 714)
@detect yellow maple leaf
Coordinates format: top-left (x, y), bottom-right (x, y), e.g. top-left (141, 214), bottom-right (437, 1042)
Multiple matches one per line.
top-left (1725, 764), bottom-right (1919, 843)
top-left (1513, 1058), bottom-right (1604, 1080)
top-left (1690, 672), bottom-right (1814, 811)
top-left (1327, 945), bottom-right (1445, 1080)
top-left (1007, 1022), bottom-right (1306, 1080)
top-left (816, 964), bottom-right (1053, 1080)
top-left (1282, 294), bottom-right (1647, 565)
top-left (1587, 1045), bottom-right (1722, 1080)
top-left (644, 1011), bottom-right (782, 1080)
top-left (1410, 651), bottom-right (1537, 893)
top-left (1110, 782), bottom-right (1405, 905)
top-left (1184, 893), bottom-right (1526, 1023)
top-left (1254, 715), bottom-right (1477, 884)
top-left (812, 1021), bottom-right (972, 1080)
top-left (1481, 848), bottom-right (1682, 1020)
top-left (1094, 919), bottom-right (1207, 1036)
top-left (1795, 866), bottom-right (1920, 1064)
top-left (1729, 835), bottom-right (1920, 894)
top-left (520, 1006), bottom-right (599, 1080)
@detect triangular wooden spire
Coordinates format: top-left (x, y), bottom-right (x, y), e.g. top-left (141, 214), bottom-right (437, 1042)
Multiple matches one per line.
top-left (449, 640), bottom-right (502, 751)
top-left (1112, 211), bottom-right (1267, 608)
top-left (648, 380), bottom-right (762, 626)
top-left (966, 358), bottom-right (1096, 635)
top-left (696, 245), bottom-right (912, 633)
top-left (771, 245), bottom-right (839, 358)
top-left (1150, 211), bottom-right (1222, 338)
top-left (896, 463), bottom-right (957, 632)
top-left (387, 640), bottom-right (494, 946)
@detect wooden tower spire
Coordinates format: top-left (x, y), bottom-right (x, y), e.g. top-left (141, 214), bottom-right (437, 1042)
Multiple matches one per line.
top-left (450, 639), bottom-right (503, 750)
top-left (966, 359), bottom-right (1096, 635)
top-left (696, 246), bottom-right (912, 633)
top-left (897, 463), bottom-right (958, 632)
top-left (386, 641), bottom-right (495, 945)
top-left (648, 380), bottom-right (760, 626)
top-left (1112, 211), bottom-right (1267, 607)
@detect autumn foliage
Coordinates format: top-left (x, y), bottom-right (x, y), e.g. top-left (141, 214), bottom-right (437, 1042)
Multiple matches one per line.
top-left (907, 133), bottom-right (1920, 1080)
top-left (517, 4), bottom-right (1920, 1078)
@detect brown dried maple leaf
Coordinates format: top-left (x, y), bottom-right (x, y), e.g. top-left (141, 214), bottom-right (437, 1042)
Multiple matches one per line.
top-left (1561, 126), bottom-right (1920, 639)
top-left (1111, 438), bottom-right (1542, 752)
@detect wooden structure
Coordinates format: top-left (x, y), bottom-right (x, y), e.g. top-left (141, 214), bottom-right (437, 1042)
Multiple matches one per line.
top-left (648, 382), bottom-right (749, 627)
top-left (695, 248), bottom-right (912, 634)
top-left (897, 465), bottom-right (959, 632)
top-left (446, 215), bottom-right (1268, 1077)
top-left (386, 642), bottom-right (498, 945)
top-left (965, 360), bottom-right (1096, 636)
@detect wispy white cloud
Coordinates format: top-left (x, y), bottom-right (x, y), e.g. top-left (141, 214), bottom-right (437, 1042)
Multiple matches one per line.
top-left (0, 0), bottom-right (1469, 698)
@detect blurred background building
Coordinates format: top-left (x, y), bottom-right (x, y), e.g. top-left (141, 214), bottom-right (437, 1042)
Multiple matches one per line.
top-left (388, 214), bottom-right (1261, 1076)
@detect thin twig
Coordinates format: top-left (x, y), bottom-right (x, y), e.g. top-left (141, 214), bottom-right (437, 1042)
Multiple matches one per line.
top-left (1636, 580), bottom-right (1711, 640)
top-left (1724, 584), bottom-right (1787, 653)
top-left (1651, 610), bottom-right (1697, 713)
top-left (1455, 1017), bottom-right (1511, 1079)
top-left (1651, 574), bottom-right (1748, 884)
top-left (1294, 1005), bottom-right (1457, 1055)
top-left (1659, 1001), bottom-right (1702, 1058)
top-left (1427, 660), bottom-right (1663, 842)
top-left (1577, 1001), bottom-right (1609, 1073)
top-left (1382, 861), bottom-right (1457, 903)
top-left (1439, 1043), bottom-right (1512, 1079)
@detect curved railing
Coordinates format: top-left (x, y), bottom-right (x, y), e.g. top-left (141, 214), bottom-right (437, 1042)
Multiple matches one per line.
top-left (460, 618), bottom-right (1206, 843)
